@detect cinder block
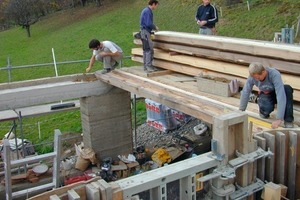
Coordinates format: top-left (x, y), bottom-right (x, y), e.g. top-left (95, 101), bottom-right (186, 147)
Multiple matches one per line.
top-left (197, 74), bottom-right (231, 97)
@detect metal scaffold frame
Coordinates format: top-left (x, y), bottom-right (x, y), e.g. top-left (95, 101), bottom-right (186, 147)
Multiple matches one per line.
top-left (3, 129), bottom-right (62, 200)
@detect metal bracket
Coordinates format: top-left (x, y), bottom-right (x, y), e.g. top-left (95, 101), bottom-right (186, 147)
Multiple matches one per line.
top-left (230, 178), bottom-right (265, 200)
top-left (199, 147), bottom-right (273, 183)
top-left (209, 139), bottom-right (225, 161)
top-left (229, 147), bottom-right (273, 169)
top-left (198, 165), bottom-right (236, 183)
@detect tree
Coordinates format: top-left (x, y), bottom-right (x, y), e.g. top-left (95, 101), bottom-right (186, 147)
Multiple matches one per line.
top-left (5, 0), bottom-right (42, 37)
top-left (0, 0), bottom-right (10, 30)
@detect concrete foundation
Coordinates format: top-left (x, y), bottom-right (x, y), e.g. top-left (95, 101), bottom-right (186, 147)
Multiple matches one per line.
top-left (80, 86), bottom-right (133, 161)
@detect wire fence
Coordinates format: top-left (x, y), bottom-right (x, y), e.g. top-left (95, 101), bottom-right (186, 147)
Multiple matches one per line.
top-left (0, 49), bottom-right (132, 83)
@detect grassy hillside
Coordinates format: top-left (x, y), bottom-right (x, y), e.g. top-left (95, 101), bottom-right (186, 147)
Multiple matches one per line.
top-left (1, 0), bottom-right (299, 77)
top-left (0, 0), bottom-right (299, 153)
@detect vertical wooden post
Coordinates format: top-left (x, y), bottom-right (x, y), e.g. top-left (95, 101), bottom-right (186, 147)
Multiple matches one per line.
top-left (275, 131), bottom-right (286, 184)
top-left (213, 111), bottom-right (248, 187)
top-left (287, 131), bottom-right (297, 199)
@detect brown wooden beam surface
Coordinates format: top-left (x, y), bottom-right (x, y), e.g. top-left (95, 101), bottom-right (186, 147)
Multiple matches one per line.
top-left (153, 31), bottom-right (300, 63)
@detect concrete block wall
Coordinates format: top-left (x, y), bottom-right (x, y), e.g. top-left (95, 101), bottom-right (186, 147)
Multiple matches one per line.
top-left (80, 86), bottom-right (133, 161)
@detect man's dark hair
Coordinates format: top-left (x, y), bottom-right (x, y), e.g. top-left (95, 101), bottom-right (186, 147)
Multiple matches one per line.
top-left (89, 39), bottom-right (100, 49)
top-left (148, 0), bottom-right (158, 5)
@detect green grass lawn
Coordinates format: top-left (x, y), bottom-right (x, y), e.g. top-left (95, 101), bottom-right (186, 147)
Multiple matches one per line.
top-left (0, 0), bottom-right (299, 153)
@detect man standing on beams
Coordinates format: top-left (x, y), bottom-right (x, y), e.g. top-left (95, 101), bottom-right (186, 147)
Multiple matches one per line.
top-left (195, 0), bottom-right (218, 35)
top-left (140, 0), bottom-right (159, 72)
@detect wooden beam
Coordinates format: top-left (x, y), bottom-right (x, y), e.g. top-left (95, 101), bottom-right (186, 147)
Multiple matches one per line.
top-left (287, 131), bottom-right (297, 199)
top-left (275, 131), bottom-right (286, 184)
top-left (121, 67), bottom-right (300, 127)
top-left (154, 31), bottom-right (300, 62)
top-left (131, 52), bottom-right (300, 102)
top-left (95, 70), bottom-right (237, 124)
top-left (132, 48), bottom-right (300, 91)
top-left (154, 41), bottom-right (300, 75)
top-left (0, 75), bottom-right (112, 111)
top-left (263, 132), bottom-right (275, 182)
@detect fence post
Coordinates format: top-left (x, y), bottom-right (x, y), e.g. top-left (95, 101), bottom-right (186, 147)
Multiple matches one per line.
top-left (247, 1), bottom-right (250, 11)
top-left (7, 56), bottom-right (12, 83)
top-left (52, 48), bottom-right (58, 77)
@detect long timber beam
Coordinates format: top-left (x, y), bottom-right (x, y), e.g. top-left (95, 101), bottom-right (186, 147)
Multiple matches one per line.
top-left (0, 74), bottom-right (111, 111)
top-left (95, 70), bottom-right (237, 124)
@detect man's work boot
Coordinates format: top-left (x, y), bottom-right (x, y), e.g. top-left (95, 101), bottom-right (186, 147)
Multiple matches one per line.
top-left (146, 66), bottom-right (158, 72)
top-left (284, 122), bottom-right (294, 128)
top-left (100, 68), bottom-right (112, 74)
top-left (112, 62), bottom-right (119, 70)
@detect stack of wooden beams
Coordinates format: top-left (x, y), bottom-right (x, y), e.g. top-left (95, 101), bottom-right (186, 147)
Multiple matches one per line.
top-left (131, 31), bottom-right (300, 103)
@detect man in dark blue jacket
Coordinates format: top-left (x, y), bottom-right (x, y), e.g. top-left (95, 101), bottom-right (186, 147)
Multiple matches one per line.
top-left (140, 0), bottom-right (159, 72)
top-left (195, 0), bottom-right (218, 35)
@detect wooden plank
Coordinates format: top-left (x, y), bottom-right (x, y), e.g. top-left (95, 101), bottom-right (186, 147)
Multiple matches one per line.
top-left (0, 73), bottom-right (97, 90)
top-left (0, 77), bottom-right (112, 111)
top-left (154, 41), bottom-right (300, 75)
top-left (98, 179), bottom-right (113, 200)
top-left (67, 189), bottom-right (80, 200)
top-left (263, 182), bottom-right (281, 200)
top-left (146, 69), bottom-right (172, 77)
top-left (297, 131), bottom-right (300, 199)
top-left (95, 70), bottom-right (236, 124)
top-left (110, 182), bottom-right (123, 200)
top-left (248, 140), bottom-right (257, 192)
top-left (122, 67), bottom-right (300, 127)
top-left (131, 48), bottom-right (300, 91)
top-left (27, 177), bottom-right (100, 200)
top-left (248, 117), bottom-right (272, 129)
top-left (0, 100), bottom-right (80, 122)
top-left (131, 55), bottom-right (300, 102)
top-left (275, 131), bottom-right (286, 184)
top-left (153, 31), bottom-right (300, 62)
top-left (262, 131), bottom-right (275, 182)
top-left (49, 195), bottom-right (61, 200)
top-left (85, 183), bottom-right (100, 200)
top-left (287, 131), bottom-right (297, 200)
top-left (253, 134), bottom-right (266, 181)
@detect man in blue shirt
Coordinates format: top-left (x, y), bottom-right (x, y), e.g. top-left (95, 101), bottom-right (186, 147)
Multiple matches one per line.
top-left (239, 62), bottom-right (294, 128)
top-left (195, 0), bottom-right (218, 35)
top-left (140, 0), bottom-right (159, 72)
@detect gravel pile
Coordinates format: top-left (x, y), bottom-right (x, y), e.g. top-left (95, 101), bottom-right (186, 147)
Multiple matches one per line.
top-left (133, 117), bottom-right (212, 150)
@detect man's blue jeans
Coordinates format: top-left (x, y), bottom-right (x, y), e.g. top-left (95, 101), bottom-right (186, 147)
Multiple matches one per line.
top-left (257, 85), bottom-right (294, 122)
